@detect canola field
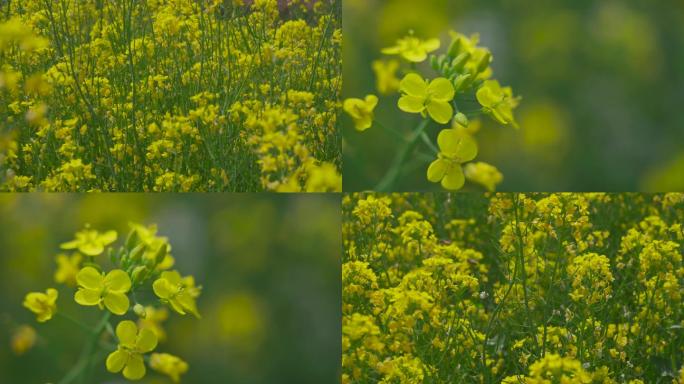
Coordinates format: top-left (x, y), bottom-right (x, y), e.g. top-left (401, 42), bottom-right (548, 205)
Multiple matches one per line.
top-left (343, 193), bottom-right (684, 383)
top-left (0, 0), bottom-right (341, 192)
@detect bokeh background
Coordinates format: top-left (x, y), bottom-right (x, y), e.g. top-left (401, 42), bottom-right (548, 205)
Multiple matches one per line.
top-left (0, 194), bottom-right (340, 383)
top-left (343, 0), bottom-right (684, 191)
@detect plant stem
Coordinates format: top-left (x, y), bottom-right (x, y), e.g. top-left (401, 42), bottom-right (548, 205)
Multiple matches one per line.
top-left (374, 119), bottom-right (431, 192)
top-left (58, 311), bottom-right (112, 384)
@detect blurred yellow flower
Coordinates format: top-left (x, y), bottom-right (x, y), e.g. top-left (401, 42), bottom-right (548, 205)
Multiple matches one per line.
top-left (150, 353), bottom-right (189, 383)
top-left (54, 253), bottom-right (82, 286)
top-left (372, 59), bottom-right (400, 94)
top-left (11, 325), bottom-right (37, 355)
top-left (382, 35), bottom-right (440, 63)
top-left (23, 288), bottom-right (58, 322)
top-left (343, 95), bottom-right (378, 131)
top-left (61, 227), bottom-right (117, 256)
top-left (138, 306), bottom-right (169, 342)
top-left (464, 162), bottom-right (503, 192)
top-left (106, 320), bottom-right (158, 380)
top-left (74, 267), bottom-right (131, 315)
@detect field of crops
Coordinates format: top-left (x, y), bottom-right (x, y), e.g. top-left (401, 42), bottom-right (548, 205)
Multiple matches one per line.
top-left (343, 193), bottom-right (684, 383)
top-left (0, 0), bottom-right (341, 192)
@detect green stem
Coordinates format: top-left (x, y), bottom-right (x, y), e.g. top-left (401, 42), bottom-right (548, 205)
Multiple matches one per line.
top-left (58, 311), bottom-right (112, 384)
top-left (57, 312), bottom-right (92, 332)
top-left (374, 119), bottom-right (431, 192)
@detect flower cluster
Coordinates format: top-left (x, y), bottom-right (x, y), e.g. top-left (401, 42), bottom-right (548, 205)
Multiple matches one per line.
top-left (344, 30), bottom-right (519, 191)
top-left (23, 223), bottom-right (199, 382)
top-left (0, 0), bottom-right (341, 192)
top-left (343, 193), bottom-right (684, 383)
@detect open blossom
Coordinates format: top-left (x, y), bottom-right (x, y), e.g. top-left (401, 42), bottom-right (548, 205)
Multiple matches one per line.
top-left (23, 288), bottom-right (58, 322)
top-left (74, 267), bottom-right (132, 315)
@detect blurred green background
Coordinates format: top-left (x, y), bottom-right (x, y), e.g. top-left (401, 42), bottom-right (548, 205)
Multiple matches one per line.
top-left (343, 0), bottom-right (684, 192)
top-left (0, 194), bottom-right (340, 383)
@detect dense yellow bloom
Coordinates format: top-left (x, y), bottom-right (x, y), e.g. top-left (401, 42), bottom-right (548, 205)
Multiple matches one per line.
top-left (61, 227), bottom-right (117, 256)
top-left (382, 35), bottom-right (440, 63)
top-left (23, 288), bottom-right (58, 322)
top-left (74, 267), bottom-right (131, 315)
top-left (106, 320), bottom-right (158, 380)
top-left (153, 270), bottom-right (201, 317)
top-left (150, 353), bottom-right (189, 383)
top-left (343, 95), bottom-right (378, 131)
top-left (398, 73), bottom-right (455, 124)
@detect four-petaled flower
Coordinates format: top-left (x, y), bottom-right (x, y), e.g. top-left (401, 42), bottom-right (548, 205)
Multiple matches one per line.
top-left (61, 227), bottom-right (117, 256)
top-left (150, 353), bottom-right (189, 383)
top-left (398, 73), bottom-right (455, 124)
top-left (153, 271), bottom-right (201, 317)
top-left (23, 288), bottom-right (58, 322)
top-left (372, 59), bottom-right (400, 94)
top-left (476, 80), bottom-right (519, 127)
top-left (106, 320), bottom-right (158, 380)
top-left (74, 267), bottom-right (132, 315)
top-left (382, 35), bottom-right (440, 63)
top-left (54, 253), bottom-right (82, 286)
top-left (427, 129), bottom-right (478, 190)
top-left (343, 95), bottom-right (378, 131)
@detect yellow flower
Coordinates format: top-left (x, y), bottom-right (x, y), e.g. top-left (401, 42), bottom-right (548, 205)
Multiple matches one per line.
top-left (61, 227), bottom-right (117, 256)
top-left (129, 223), bottom-right (175, 270)
top-left (74, 267), bottom-right (131, 315)
top-left (106, 320), bottom-right (158, 381)
top-left (23, 288), bottom-right (58, 322)
top-left (11, 325), bottom-right (36, 355)
top-left (343, 95), bottom-right (378, 131)
top-left (382, 35), bottom-right (440, 63)
top-left (150, 353), bottom-right (189, 383)
top-left (398, 73), bottom-right (455, 124)
top-left (138, 306), bottom-right (169, 342)
top-left (464, 162), bottom-right (503, 192)
top-left (427, 129), bottom-right (478, 190)
top-left (372, 59), bottom-right (400, 94)
top-left (54, 253), bottom-right (82, 286)
top-left (476, 80), bottom-right (519, 127)
top-left (153, 270), bottom-right (201, 317)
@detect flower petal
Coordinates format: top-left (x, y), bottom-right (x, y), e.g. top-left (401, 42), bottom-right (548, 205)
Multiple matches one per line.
top-left (161, 271), bottom-right (182, 285)
top-left (153, 278), bottom-right (175, 299)
top-left (104, 270), bottom-right (131, 293)
top-left (104, 292), bottom-right (130, 315)
top-left (100, 230), bottom-right (117, 245)
top-left (421, 38), bottom-right (441, 52)
top-left (364, 94), bottom-right (378, 110)
top-left (437, 129), bottom-right (478, 161)
top-left (399, 73), bottom-right (428, 97)
top-left (74, 288), bottom-right (101, 306)
top-left (123, 354), bottom-right (146, 380)
top-left (136, 328), bottom-right (158, 353)
top-left (427, 159), bottom-right (448, 183)
top-left (106, 349), bottom-right (128, 373)
top-left (79, 243), bottom-right (104, 256)
top-left (428, 78), bottom-right (455, 101)
top-left (427, 101), bottom-right (453, 124)
top-left (116, 320), bottom-right (138, 346)
top-left (76, 267), bottom-right (103, 290)
top-left (398, 95), bottom-right (425, 114)
top-left (441, 166), bottom-right (465, 190)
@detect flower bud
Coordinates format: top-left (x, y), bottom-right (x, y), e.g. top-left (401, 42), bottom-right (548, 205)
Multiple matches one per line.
top-left (131, 265), bottom-right (148, 284)
top-left (129, 243), bottom-right (145, 262)
top-left (133, 303), bottom-right (146, 318)
top-left (453, 74), bottom-right (471, 92)
top-left (454, 112), bottom-right (469, 128)
top-left (476, 51), bottom-right (492, 74)
top-left (125, 228), bottom-right (140, 251)
top-left (154, 243), bottom-right (168, 265)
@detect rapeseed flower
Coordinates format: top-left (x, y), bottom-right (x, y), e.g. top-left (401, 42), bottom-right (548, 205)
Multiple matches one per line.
top-left (153, 270), bottom-right (201, 317)
top-left (343, 95), bottom-right (378, 131)
top-left (382, 35), bottom-right (440, 63)
top-left (427, 129), bottom-right (478, 190)
top-left (74, 267), bottom-right (132, 315)
top-left (60, 227), bottom-right (117, 256)
top-left (398, 73), bottom-right (455, 124)
top-left (23, 288), bottom-right (58, 322)
top-left (106, 320), bottom-right (158, 380)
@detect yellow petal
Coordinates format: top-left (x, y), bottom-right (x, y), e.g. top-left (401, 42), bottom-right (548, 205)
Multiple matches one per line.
top-left (398, 95), bottom-right (425, 114)
top-left (46, 288), bottom-right (59, 302)
top-left (399, 73), bottom-right (428, 97)
top-left (100, 230), bottom-right (117, 244)
top-left (60, 240), bottom-right (80, 250)
top-left (428, 78), bottom-right (455, 101)
top-left (104, 292), bottom-right (130, 315)
top-left (441, 166), bottom-right (465, 190)
top-left (353, 116), bottom-right (373, 131)
top-left (136, 328), bottom-right (158, 353)
top-left (437, 129), bottom-right (478, 161)
top-left (364, 94), bottom-right (378, 110)
top-left (178, 293), bottom-right (200, 318)
top-left (161, 271), bottom-right (182, 285)
top-left (380, 45), bottom-right (401, 55)
top-left (123, 354), bottom-right (146, 380)
top-left (427, 159), bottom-right (448, 183)
top-left (106, 349), bottom-right (128, 373)
top-left (342, 98), bottom-right (363, 119)
top-left (76, 267), bottom-right (103, 290)
top-left (427, 101), bottom-right (453, 124)
top-left (79, 243), bottom-right (104, 256)
top-left (152, 278), bottom-right (175, 299)
top-left (116, 320), bottom-right (138, 346)
top-left (104, 270), bottom-right (131, 293)
top-left (402, 48), bottom-right (428, 63)
top-left (421, 38), bottom-right (441, 52)
top-left (74, 288), bottom-right (101, 306)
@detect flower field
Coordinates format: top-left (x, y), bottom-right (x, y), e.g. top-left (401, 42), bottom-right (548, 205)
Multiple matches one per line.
top-left (343, 193), bottom-right (684, 383)
top-left (0, 0), bottom-right (341, 192)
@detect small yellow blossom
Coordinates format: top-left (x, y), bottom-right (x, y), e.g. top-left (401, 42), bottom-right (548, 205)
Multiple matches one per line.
top-left (106, 320), bottom-right (158, 380)
top-left (372, 59), bottom-right (400, 94)
top-left (54, 253), bottom-right (83, 286)
top-left (74, 267), bottom-right (132, 315)
top-left (427, 129), bottom-right (478, 190)
top-left (150, 353), bottom-right (189, 382)
top-left (153, 270), bottom-right (201, 317)
top-left (343, 95), bottom-right (378, 131)
top-left (398, 73), bottom-right (455, 124)
top-left (382, 35), bottom-right (440, 63)
top-left (23, 288), bottom-right (58, 322)
top-left (61, 227), bottom-right (117, 256)
top-left (11, 325), bottom-right (37, 355)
